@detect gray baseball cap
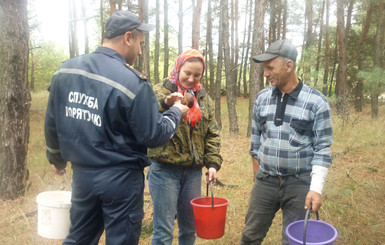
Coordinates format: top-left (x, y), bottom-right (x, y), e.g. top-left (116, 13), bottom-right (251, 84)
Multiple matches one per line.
top-left (104, 10), bottom-right (155, 39)
top-left (252, 39), bottom-right (298, 63)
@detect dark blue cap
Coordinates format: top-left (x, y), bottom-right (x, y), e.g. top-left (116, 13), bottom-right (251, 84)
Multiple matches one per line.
top-left (104, 10), bottom-right (154, 38)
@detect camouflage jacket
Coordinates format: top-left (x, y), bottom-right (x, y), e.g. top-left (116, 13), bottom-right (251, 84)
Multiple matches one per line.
top-left (147, 79), bottom-right (222, 171)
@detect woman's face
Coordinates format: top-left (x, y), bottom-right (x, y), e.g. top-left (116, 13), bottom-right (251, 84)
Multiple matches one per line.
top-left (178, 60), bottom-right (204, 89)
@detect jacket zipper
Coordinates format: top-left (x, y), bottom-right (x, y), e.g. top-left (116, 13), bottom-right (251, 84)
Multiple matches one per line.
top-left (190, 127), bottom-right (196, 167)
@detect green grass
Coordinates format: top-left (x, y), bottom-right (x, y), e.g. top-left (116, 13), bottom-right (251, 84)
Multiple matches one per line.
top-left (0, 93), bottom-right (384, 244)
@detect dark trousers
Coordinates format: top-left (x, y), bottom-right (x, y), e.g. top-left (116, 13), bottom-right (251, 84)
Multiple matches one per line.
top-left (63, 166), bottom-right (145, 245)
top-left (241, 170), bottom-right (311, 245)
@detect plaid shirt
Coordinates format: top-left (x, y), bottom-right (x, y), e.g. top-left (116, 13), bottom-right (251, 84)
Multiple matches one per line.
top-left (250, 80), bottom-right (333, 176)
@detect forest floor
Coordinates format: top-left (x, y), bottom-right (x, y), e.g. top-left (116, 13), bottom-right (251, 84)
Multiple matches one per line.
top-left (0, 91), bottom-right (385, 245)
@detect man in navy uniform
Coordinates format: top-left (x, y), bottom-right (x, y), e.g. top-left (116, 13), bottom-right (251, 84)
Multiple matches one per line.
top-left (44, 10), bottom-right (188, 245)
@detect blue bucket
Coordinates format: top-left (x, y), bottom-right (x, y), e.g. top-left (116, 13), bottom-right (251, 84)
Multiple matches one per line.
top-left (286, 205), bottom-right (338, 245)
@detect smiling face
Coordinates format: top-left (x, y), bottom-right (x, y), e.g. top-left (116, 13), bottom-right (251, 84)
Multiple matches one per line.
top-left (178, 59), bottom-right (204, 89)
top-left (263, 57), bottom-right (291, 89)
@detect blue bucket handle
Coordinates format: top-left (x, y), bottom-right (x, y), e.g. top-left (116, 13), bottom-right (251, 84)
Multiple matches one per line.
top-left (303, 203), bottom-right (319, 245)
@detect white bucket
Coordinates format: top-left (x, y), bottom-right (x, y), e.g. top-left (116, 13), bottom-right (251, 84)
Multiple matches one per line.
top-left (36, 191), bottom-right (72, 239)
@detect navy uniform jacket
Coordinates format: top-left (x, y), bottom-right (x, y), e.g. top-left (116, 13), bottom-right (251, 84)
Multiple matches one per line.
top-left (44, 46), bottom-right (182, 170)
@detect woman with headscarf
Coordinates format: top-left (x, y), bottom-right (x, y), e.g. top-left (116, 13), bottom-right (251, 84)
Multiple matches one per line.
top-left (147, 49), bottom-right (223, 245)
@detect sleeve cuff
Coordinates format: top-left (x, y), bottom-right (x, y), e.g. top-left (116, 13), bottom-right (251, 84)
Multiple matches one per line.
top-left (206, 163), bottom-right (220, 171)
top-left (160, 97), bottom-right (170, 110)
top-left (310, 165), bottom-right (329, 195)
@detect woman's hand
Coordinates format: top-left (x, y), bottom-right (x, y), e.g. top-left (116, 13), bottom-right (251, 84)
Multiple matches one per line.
top-left (165, 92), bottom-right (184, 106)
top-left (206, 167), bottom-right (218, 184)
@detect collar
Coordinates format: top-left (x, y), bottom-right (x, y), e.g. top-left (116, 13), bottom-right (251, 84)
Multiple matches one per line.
top-left (94, 46), bottom-right (127, 65)
top-left (95, 46), bottom-right (148, 80)
top-left (272, 79), bottom-right (303, 99)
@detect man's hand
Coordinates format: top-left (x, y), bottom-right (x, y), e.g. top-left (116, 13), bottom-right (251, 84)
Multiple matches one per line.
top-left (172, 100), bottom-right (189, 117)
top-left (51, 164), bottom-right (66, 176)
top-left (165, 92), bottom-right (184, 106)
top-left (205, 167), bottom-right (218, 184)
top-left (252, 157), bottom-right (260, 182)
top-left (304, 190), bottom-right (322, 212)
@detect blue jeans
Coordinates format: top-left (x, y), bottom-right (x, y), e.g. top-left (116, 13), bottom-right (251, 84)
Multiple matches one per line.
top-left (241, 170), bottom-right (311, 245)
top-left (147, 159), bottom-right (202, 245)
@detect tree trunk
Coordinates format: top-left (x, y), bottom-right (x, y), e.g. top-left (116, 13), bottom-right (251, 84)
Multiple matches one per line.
top-left (243, 0), bottom-right (253, 98)
top-left (178, 0), bottom-right (183, 54)
top-left (276, 0), bottom-right (282, 39)
top-left (68, 0), bottom-right (79, 58)
top-left (381, 7), bottom-right (385, 68)
top-left (301, 0), bottom-right (313, 84)
top-left (222, 0), bottom-right (239, 134)
top-left (138, 0), bottom-right (150, 77)
top-left (239, 0), bottom-right (250, 98)
top-left (138, 0), bottom-right (143, 72)
top-left (231, 0), bottom-right (235, 67)
top-left (322, 0), bottom-right (330, 96)
top-left (247, 0), bottom-right (265, 137)
top-left (109, 0), bottom-right (117, 15)
top-left (336, 0), bottom-right (348, 113)
top-left (314, 0), bottom-right (325, 87)
top-left (305, 0), bottom-right (313, 48)
top-left (355, 2), bottom-right (373, 112)
top-left (100, 0), bottom-right (105, 43)
top-left (163, 0), bottom-right (169, 79)
top-left (235, 0), bottom-right (240, 96)
top-left (268, 0), bottom-right (277, 43)
top-left (374, 2), bottom-right (384, 67)
top-left (81, 0), bottom-right (89, 54)
top-left (370, 94), bottom-right (379, 119)
top-left (206, 0), bottom-right (215, 96)
top-left (345, 0), bottom-right (354, 40)
top-left (215, 0), bottom-right (224, 128)
top-left (233, 0), bottom-right (240, 97)
top-left (371, 1), bottom-right (384, 118)
top-left (0, 0), bottom-right (31, 200)
top-left (144, 0), bottom-right (150, 78)
top-left (328, 38), bottom-right (338, 97)
top-left (29, 42), bottom-right (35, 91)
top-left (154, 0), bottom-right (160, 84)
top-left (282, 0), bottom-right (288, 39)
top-left (192, 0), bottom-right (202, 49)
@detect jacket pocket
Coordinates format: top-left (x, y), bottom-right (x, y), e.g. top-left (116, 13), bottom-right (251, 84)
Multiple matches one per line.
top-left (256, 169), bottom-right (268, 180)
top-left (289, 119), bottom-right (313, 146)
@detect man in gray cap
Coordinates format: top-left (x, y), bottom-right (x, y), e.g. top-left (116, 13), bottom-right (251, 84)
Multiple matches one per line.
top-left (241, 39), bottom-right (333, 245)
top-left (45, 10), bottom-right (188, 245)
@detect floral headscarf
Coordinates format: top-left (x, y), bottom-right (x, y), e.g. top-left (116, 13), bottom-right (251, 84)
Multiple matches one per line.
top-left (168, 49), bottom-right (205, 127)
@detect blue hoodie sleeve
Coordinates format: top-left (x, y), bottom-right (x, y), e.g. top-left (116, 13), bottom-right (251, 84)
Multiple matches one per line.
top-left (128, 81), bottom-right (182, 148)
top-left (44, 77), bottom-right (67, 169)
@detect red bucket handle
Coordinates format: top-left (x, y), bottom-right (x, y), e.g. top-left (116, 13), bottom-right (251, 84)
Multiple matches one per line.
top-left (206, 181), bottom-right (214, 208)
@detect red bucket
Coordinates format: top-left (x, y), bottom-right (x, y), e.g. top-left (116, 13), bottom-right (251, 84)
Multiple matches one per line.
top-left (190, 196), bottom-right (229, 239)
